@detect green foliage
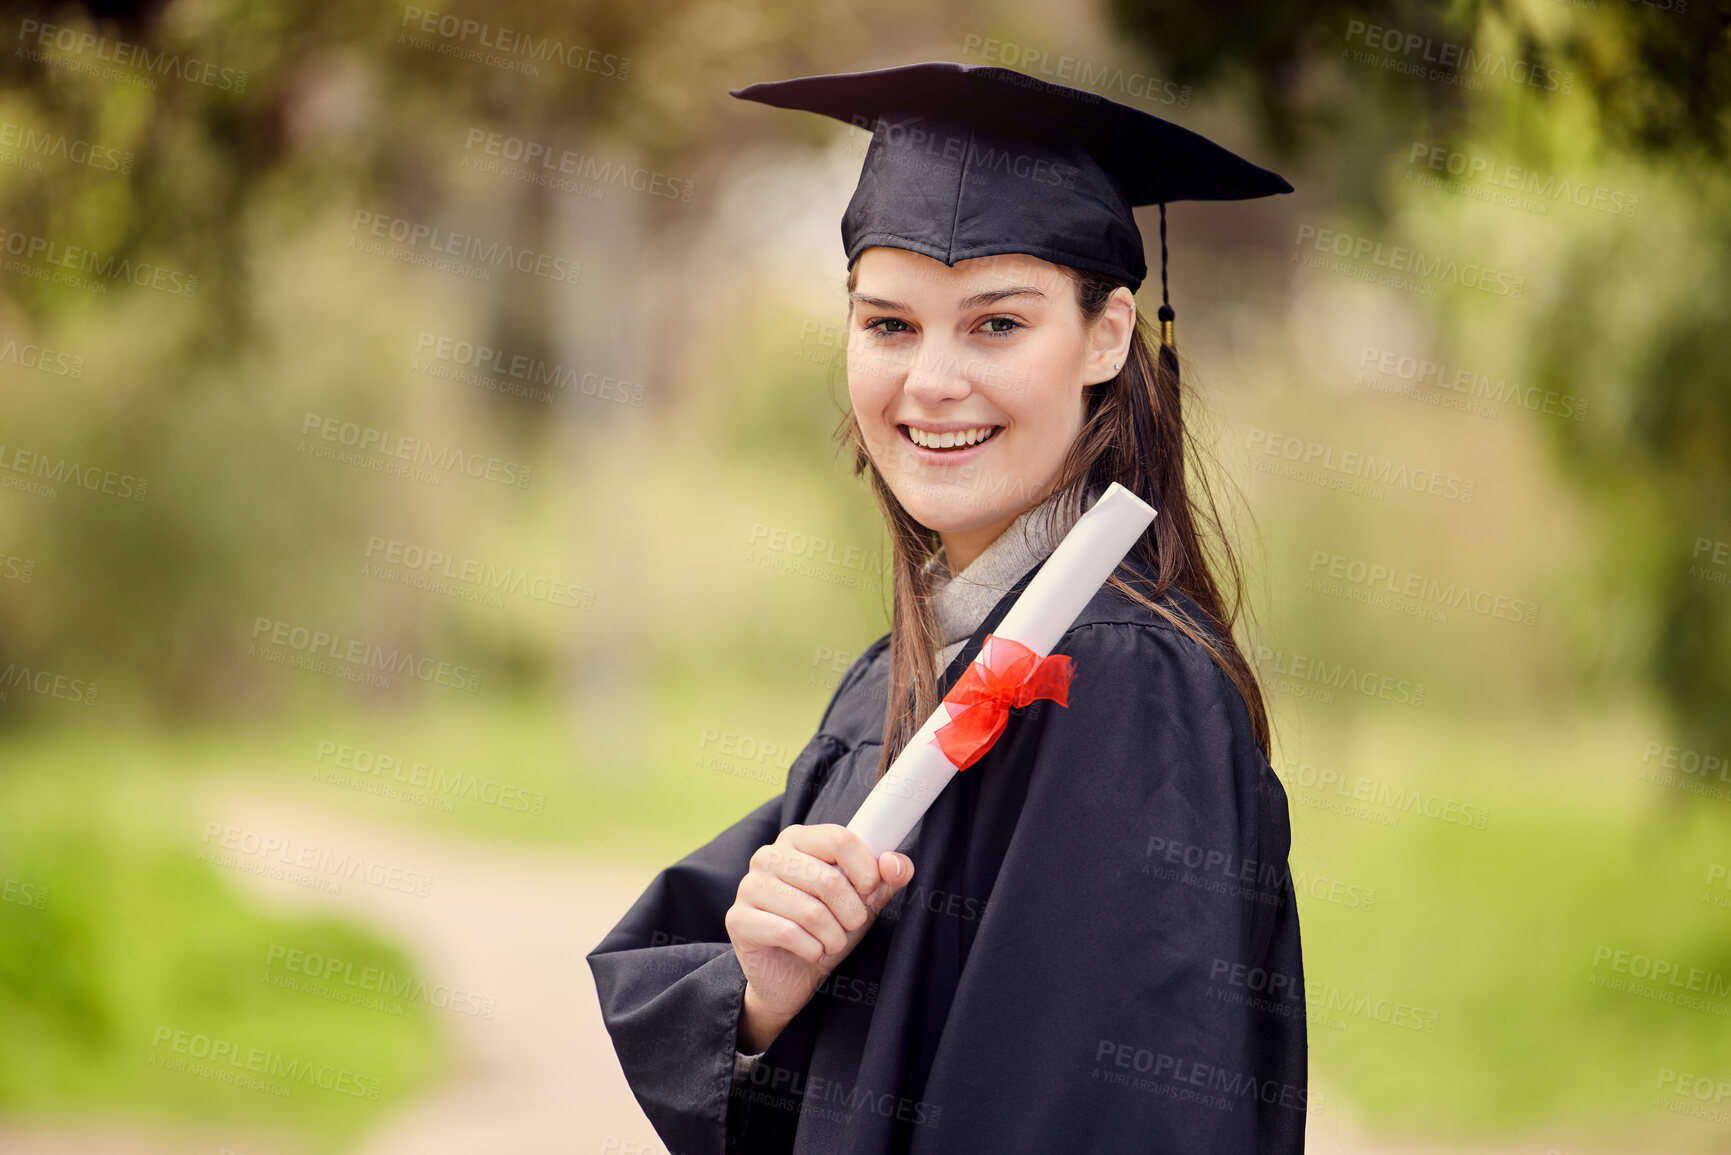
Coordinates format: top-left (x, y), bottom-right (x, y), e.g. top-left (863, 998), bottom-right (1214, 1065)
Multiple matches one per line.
top-left (1111, 0), bottom-right (1731, 158)
top-left (1110, 0), bottom-right (1731, 750)
top-left (0, 0), bottom-right (993, 724)
top-left (0, 756), bottom-right (445, 1144)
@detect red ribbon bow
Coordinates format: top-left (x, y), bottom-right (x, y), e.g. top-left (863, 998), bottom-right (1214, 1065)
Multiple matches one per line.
top-left (933, 633), bottom-right (1074, 772)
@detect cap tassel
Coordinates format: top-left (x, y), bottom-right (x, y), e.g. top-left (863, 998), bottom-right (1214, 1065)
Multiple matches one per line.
top-left (1156, 203), bottom-right (1179, 397)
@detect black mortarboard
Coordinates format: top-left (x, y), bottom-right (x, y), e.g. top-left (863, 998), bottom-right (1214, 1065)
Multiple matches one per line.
top-left (729, 60), bottom-right (1292, 344)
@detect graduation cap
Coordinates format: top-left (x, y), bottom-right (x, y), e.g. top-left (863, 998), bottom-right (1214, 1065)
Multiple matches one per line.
top-left (729, 60), bottom-right (1292, 353)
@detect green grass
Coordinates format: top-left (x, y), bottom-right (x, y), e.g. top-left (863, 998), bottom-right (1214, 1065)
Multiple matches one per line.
top-left (0, 754), bottom-right (446, 1151)
top-left (0, 678), bottom-right (845, 866)
top-left (3, 694), bottom-right (1730, 1148)
top-left (1285, 709), bottom-right (1731, 1149)
top-left (0, 683), bottom-right (819, 1145)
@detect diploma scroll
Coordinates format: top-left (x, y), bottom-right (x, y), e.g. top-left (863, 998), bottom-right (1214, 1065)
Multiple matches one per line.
top-left (845, 481), bottom-right (1157, 858)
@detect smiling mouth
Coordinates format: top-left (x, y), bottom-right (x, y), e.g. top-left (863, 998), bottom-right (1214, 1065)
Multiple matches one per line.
top-left (898, 424), bottom-right (1003, 452)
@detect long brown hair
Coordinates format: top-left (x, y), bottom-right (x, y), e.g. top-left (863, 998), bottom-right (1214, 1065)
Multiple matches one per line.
top-left (836, 259), bottom-right (1271, 780)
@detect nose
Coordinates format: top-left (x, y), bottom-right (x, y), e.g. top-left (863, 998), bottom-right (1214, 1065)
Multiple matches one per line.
top-left (900, 339), bottom-right (975, 408)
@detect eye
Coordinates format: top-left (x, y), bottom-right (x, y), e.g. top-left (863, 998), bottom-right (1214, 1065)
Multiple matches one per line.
top-left (862, 317), bottom-right (912, 338)
top-left (980, 316), bottom-right (1022, 337)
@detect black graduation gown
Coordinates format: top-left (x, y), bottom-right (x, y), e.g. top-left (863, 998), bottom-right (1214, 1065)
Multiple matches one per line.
top-left (586, 551), bottom-right (1308, 1154)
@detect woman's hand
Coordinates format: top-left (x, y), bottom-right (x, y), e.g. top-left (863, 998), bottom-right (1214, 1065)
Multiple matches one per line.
top-left (726, 823), bottom-right (914, 1052)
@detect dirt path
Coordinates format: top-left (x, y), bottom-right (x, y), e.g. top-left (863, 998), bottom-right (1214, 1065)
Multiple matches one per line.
top-left (197, 783), bottom-right (676, 1155)
top-left (0, 784), bottom-right (1655, 1155)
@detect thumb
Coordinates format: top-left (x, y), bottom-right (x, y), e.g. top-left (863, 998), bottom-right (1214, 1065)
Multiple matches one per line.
top-left (867, 852), bottom-right (914, 911)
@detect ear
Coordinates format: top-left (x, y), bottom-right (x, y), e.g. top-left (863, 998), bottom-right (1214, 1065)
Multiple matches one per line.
top-left (1083, 287), bottom-right (1137, 385)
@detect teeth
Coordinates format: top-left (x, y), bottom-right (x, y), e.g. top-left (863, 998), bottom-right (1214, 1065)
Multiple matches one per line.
top-left (905, 425), bottom-right (997, 449)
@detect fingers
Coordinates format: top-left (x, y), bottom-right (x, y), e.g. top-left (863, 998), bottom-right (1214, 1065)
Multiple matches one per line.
top-left (747, 844), bottom-right (869, 937)
top-left (866, 851), bottom-right (915, 912)
top-left (727, 904), bottom-right (828, 966)
top-left (749, 868), bottom-right (855, 957)
top-left (755, 829), bottom-right (878, 930)
top-left (782, 824), bottom-right (881, 900)
top-left (737, 828), bottom-right (917, 965)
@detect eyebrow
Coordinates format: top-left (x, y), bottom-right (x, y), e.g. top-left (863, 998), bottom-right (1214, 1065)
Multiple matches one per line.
top-left (848, 284), bottom-right (1048, 312)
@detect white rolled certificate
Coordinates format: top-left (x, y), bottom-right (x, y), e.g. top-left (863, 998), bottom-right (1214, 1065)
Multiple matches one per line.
top-left (845, 481), bottom-right (1157, 858)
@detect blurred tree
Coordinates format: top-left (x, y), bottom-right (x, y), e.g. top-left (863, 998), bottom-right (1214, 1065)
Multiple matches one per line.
top-left (1110, 0), bottom-right (1731, 754)
top-left (0, 0), bottom-right (1000, 721)
top-left (1110, 0), bottom-right (1731, 157)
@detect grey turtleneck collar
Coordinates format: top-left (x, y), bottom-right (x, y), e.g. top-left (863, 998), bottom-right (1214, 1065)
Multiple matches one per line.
top-left (922, 491), bottom-right (1078, 677)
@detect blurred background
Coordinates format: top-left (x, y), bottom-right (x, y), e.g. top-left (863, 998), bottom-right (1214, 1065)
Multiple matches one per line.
top-left (1, 0), bottom-right (1728, 1151)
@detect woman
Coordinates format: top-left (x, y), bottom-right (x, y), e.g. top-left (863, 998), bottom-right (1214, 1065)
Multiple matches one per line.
top-left (589, 62), bottom-right (1306, 1154)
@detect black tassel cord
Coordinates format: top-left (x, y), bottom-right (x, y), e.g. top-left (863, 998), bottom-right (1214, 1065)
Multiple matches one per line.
top-left (1157, 203), bottom-right (1179, 397)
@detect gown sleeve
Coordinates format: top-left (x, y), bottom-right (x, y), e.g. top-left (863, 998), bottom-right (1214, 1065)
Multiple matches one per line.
top-left (584, 648), bottom-right (879, 1155)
